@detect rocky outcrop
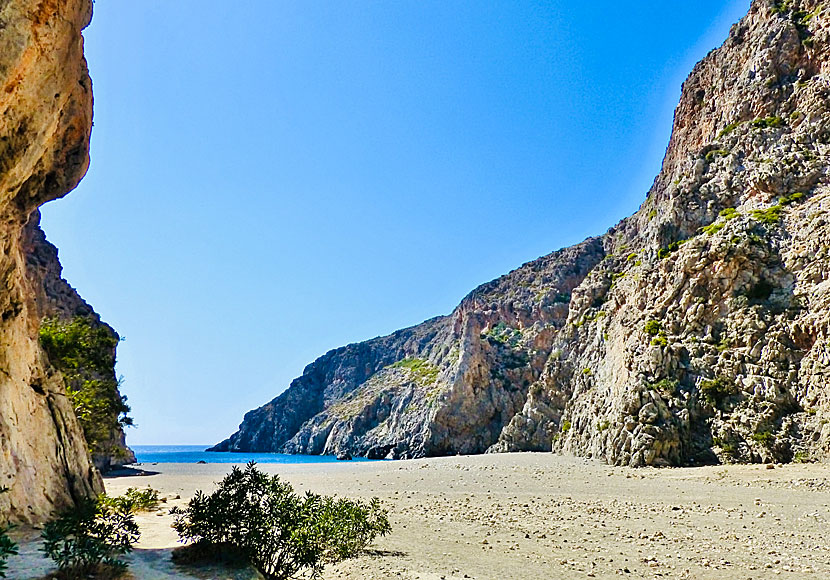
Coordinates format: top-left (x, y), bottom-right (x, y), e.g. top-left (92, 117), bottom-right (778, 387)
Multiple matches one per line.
top-left (0, 0), bottom-right (128, 523)
top-left (215, 0), bottom-right (830, 467)
top-left (24, 210), bottom-right (135, 472)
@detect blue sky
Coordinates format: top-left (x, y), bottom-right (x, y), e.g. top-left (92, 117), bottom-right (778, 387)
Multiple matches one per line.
top-left (42, 0), bottom-right (750, 445)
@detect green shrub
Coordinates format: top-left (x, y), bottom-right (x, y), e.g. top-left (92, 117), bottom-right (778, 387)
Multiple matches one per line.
top-left (719, 207), bottom-right (739, 220)
top-left (643, 320), bottom-right (662, 336)
top-left (0, 489), bottom-right (17, 579)
top-left (751, 205), bottom-right (784, 225)
top-left (705, 149), bottom-right (729, 162)
top-left (561, 420), bottom-right (572, 433)
top-left (171, 463), bottom-right (391, 580)
top-left (481, 322), bottom-right (522, 347)
top-left (752, 430), bottom-right (774, 446)
top-left (0, 528), bottom-right (15, 580)
top-left (41, 496), bottom-right (140, 578)
top-left (794, 451), bottom-right (811, 463)
top-left (39, 317), bottom-right (132, 454)
top-left (700, 221), bottom-right (725, 235)
top-left (717, 122), bottom-right (741, 138)
top-left (101, 487), bottom-right (160, 514)
top-left (389, 357), bottom-right (439, 385)
top-left (658, 239), bottom-right (686, 259)
top-left (652, 378), bottom-right (680, 395)
top-left (651, 335), bottom-right (668, 347)
top-left (700, 376), bottom-right (737, 409)
top-left (752, 116), bottom-right (784, 129)
top-left (779, 192), bottom-right (805, 205)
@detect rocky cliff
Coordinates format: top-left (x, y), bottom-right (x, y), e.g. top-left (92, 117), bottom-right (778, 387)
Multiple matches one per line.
top-left (215, 0), bottom-right (830, 467)
top-left (0, 0), bottom-right (129, 523)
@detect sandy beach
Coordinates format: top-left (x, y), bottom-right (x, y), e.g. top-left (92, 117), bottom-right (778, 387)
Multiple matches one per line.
top-left (8, 453), bottom-right (830, 579)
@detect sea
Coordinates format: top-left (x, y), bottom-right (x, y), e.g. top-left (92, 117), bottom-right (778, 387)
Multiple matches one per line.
top-left (132, 445), bottom-right (374, 464)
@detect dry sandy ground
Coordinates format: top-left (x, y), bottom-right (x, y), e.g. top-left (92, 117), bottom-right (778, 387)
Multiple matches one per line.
top-left (8, 453), bottom-right (830, 579)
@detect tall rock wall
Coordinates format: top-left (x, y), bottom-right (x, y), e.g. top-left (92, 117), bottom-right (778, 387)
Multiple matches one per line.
top-left (0, 0), bottom-right (127, 523)
top-left (215, 0), bottom-right (830, 467)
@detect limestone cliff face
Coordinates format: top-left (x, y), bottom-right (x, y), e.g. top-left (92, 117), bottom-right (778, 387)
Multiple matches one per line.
top-left (0, 0), bottom-right (126, 523)
top-left (215, 0), bottom-right (830, 466)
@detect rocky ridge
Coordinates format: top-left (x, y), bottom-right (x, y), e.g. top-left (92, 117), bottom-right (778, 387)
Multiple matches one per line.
top-left (0, 0), bottom-right (130, 523)
top-left (215, 0), bottom-right (830, 467)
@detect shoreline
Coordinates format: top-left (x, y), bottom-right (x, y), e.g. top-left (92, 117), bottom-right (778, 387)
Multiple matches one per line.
top-left (8, 453), bottom-right (830, 579)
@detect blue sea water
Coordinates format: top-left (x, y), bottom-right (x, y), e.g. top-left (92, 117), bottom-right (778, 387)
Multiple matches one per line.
top-left (132, 445), bottom-right (373, 464)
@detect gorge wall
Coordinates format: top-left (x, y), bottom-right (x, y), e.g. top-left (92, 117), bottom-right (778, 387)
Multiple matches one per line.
top-left (215, 0), bottom-right (830, 467)
top-left (0, 0), bottom-right (130, 523)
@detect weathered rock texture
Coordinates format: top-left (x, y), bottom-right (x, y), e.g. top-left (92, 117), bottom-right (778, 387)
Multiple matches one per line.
top-left (215, 0), bottom-right (830, 467)
top-left (0, 0), bottom-right (129, 523)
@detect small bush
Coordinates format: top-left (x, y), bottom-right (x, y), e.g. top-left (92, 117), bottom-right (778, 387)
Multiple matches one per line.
top-left (389, 357), bottom-right (439, 385)
top-left (705, 149), bottom-right (729, 162)
top-left (700, 376), bottom-right (737, 409)
top-left (101, 487), bottom-right (160, 513)
top-left (794, 451), bottom-right (811, 463)
top-left (719, 207), bottom-right (739, 220)
top-left (752, 116), bottom-right (784, 129)
top-left (751, 205), bottom-right (784, 225)
top-left (552, 293), bottom-right (571, 304)
top-left (561, 420), bottom-right (572, 433)
top-left (658, 239), bottom-right (686, 259)
top-left (643, 320), bottom-right (662, 336)
top-left (652, 378), bottom-right (680, 396)
top-left (651, 335), bottom-right (668, 347)
top-left (752, 430), bottom-right (774, 446)
top-left (779, 192), bottom-right (805, 205)
top-left (41, 496), bottom-right (140, 578)
top-left (717, 122), bottom-right (741, 138)
top-left (171, 463), bottom-right (391, 580)
top-left (0, 489), bottom-right (17, 579)
top-left (0, 527), bottom-right (15, 579)
top-left (700, 221), bottom-right (725, 236)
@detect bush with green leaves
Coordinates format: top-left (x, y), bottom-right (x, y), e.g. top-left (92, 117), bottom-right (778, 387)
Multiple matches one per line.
top-left (171, 462), bottom-right (391, 580)
top-left (41, 495), bottom-right (139, 578)
top-left (39, 316), bottom-right (132, 456)
top-left (0, 488), bottom-right (17, 579)
top-left (101, 487), bottom-right (160, 514)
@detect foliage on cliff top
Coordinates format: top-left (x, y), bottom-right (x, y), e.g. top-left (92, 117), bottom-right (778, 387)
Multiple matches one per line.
top-left (171, 462), bottom-right (391, 580)
top-left (39, 316), bottom-right (132, 455)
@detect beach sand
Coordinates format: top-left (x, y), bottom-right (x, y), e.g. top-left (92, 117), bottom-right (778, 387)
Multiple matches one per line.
top-left (8, 453), bottom-right (830, 579)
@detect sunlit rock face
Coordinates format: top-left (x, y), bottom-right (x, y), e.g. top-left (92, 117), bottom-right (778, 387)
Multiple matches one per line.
top-left (0, 0), bottom-right (130, 523)
top-left (216, 0), bottom-right (830, 467)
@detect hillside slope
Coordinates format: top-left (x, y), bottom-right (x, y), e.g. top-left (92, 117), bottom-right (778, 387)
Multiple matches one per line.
top-left (214, 0), bottom-right (830, 466)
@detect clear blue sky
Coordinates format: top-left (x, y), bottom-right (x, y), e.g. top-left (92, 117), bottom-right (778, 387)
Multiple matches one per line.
top-left (41, 0), bottom-right (750, 445)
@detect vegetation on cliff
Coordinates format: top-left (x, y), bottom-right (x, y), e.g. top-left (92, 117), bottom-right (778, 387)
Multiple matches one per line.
top-left (39, 317), bottom-right (132, 459)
